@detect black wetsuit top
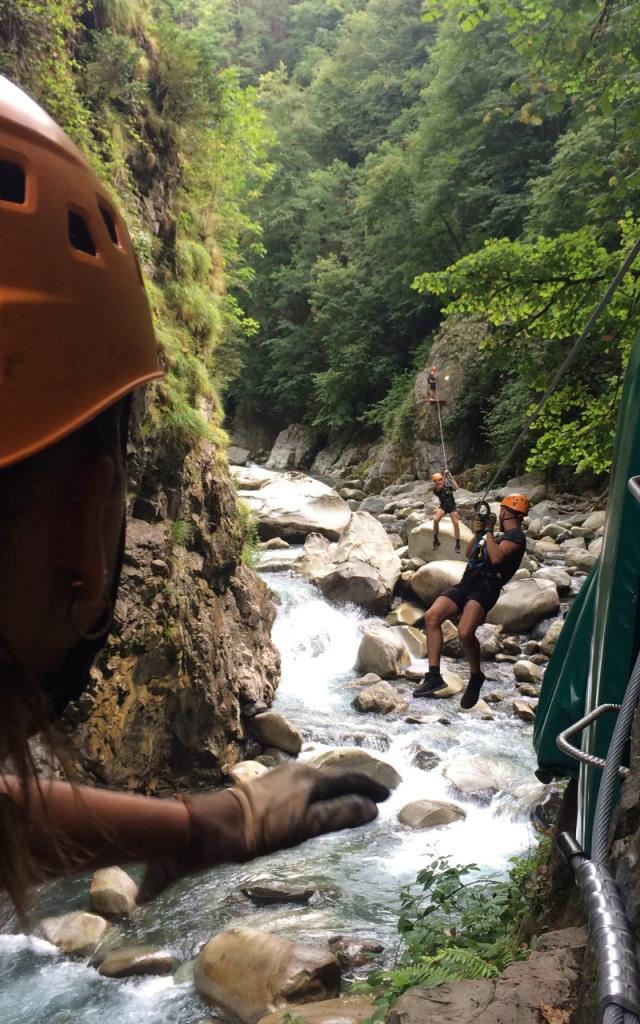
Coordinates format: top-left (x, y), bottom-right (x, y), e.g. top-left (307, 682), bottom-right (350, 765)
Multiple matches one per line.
top-left (435, 483), bottom-right (456, 514)
top-left (428, 372), bottom-right (437, 391)
top-left (464, 527), bottom-right (526, 584)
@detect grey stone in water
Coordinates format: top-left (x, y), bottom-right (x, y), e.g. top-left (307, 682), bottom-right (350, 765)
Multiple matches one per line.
top-left (97, 945), bottom-right (174, 978)
top-left (412, 747), bottom-right (441, 772)
top-left (522, 640), bottom-right (541, 655)
top-left (250, 711), bottom-right (303, 755)
top-left (398, 799), bottom-right (466, 829)
top-left (309, 747), bottom-right (402, 789)
top-left (352, 682), bottom-right (409, 715)
top-left (496, 653), bottom-right (518, 663)
top-left (90, 867), bottom-right (138, 918)
top-left (40, 912), bottom-right (111, 957)
top-left (352, 672), bottom-right (383, 686)
top-left (502, 639), bottom-right (521, 655)
top-left (241, 885), bottom-right (316, 905)
top-left (530, 653), bottom-right (548, 665)
top-left (513, 699), bottom-right (537, 722)
top-left (327, 937), bottom-right (384, 970)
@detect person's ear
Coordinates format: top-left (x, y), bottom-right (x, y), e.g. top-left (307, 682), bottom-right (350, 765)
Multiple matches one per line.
top-left (51, 455), bottom-right (120, 605)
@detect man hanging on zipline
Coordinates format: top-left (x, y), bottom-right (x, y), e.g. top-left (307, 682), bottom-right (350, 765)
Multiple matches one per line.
top-left (414, 493), bottom-right (529, 709)
top-left (427, 365), bottom-right (437, 402)
top-left (432, 471), bottom-right (461, 552)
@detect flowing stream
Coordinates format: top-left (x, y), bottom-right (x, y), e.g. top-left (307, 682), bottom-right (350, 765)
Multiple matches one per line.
top-left (0, 551), bottom-right (542, 1023)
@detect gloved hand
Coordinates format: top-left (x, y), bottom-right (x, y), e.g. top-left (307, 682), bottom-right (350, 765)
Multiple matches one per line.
top-left (486, 512), bottom-right (497, 531)
top-left (472, 514), bottom-right (486, 534)
top-left (139, 763), bottom-right (389, 901)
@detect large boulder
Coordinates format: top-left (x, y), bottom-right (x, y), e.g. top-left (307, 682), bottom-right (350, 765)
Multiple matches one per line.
top-left (89, 867), bottom-right (138, 917)
top-left (257, 996), bottom-right (375, 1024)
top-left (308, 512), bottom-right (402, 614)
top-left (443, 757), bottom-right (502, 800)
top-left (352, 682), bottom-right (409, 715)
top-left (390, 624), bottom-right (427, 659)
top-left (195, 928), bottom-right (341, 1023)
top-left (40, 912), bottom-right (110, 957)
top-left (565, 548), bottom-right (598, 572)
top-left (386, 602), bottom-right (425, 627)
top-left (541, 617), bottom-right (564, 657)
top-left (251, 711), bottom-right (303, 756)
top-left (408, 520), bottom-right (473, 564)
top-left (308, 747), bottom-right (402, 789)
top-left (354, 623), bottom-right (411, 679)
top-left (532, 567), bottom-right (571, 594)
top-left (267, 424), bottom-right (318, 472)
top-left (398, 800), bottom-right (466, 829)
top-left (97, 945), bottom-right (174, 978)
top-left (409, 560), bottom-right (465, 606)
top-left (487, 578), bottom-right (560, 633)
top-left (239, 472), bottom-right (351, 541)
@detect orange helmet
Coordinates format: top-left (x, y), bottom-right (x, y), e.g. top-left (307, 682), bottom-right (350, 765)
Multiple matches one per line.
top-left (501, 493), bottom-right (529, 516)
top-left (432, 472), bottom-right (444, 483)
top-left (0, 76), bottom-right (161, 470)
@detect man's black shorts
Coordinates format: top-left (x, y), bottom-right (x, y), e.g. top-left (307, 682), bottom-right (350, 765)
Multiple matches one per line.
top-left (442, 574), bottom-right (502, 615)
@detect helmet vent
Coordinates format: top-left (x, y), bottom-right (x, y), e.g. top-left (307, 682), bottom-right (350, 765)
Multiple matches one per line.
top-left (68, 210), bottom-right (97, 256)
top-left (0, 160), bottom-right (26, 204)
top-left (99, 205), bottom-right (119, 245)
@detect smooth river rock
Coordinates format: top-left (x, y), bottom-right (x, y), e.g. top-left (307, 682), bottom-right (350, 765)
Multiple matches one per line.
top-left (409, 560), bottom-right (465, 606)
top-left (242, 886), bottom-right (316, 906)
top-left (308, 747), bottom-right (402, 789)
top-left (40, 912), bottom-right (110, 957)
top-left (195, 928), bottom-right (341, 1023)
top-left (513, 660), bottom-right (544, 685)
top-left (354, 623), bottom-right (411, 679)
top-left (257, 996), bottom-right (375, 1024)
top-left (89, 867), bottom-right (138, 918)
top-left (487, 578), bottom-right (560, 632)
top-left (443, 757), bottom-right (501, 800)
top-left (239, 472), bottom-right (351, 541)
top-left (251, 711), bottom-right (303, 756)
top-left (97, 945), bottom-right (174, 978)
top-left (352, 681), bottom-right (409, 715)
top-left (541, 617), bottom-right (564, 656)
top-left (398, 799), bottom-right (466, 829)
top-left (386, 602), bottom-right (426, 627)
top-left (407, 520), bottom-right (473, 564)
top-left (565, 548), bottom-right (598, 572)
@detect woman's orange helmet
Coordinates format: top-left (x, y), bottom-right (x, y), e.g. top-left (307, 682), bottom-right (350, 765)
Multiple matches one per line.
top-left (432, 472), bottom-right (444, 483)
top-left (0, 76), bottom-right (161, 470)
top-left (501, 493), bottom-right (530, 516)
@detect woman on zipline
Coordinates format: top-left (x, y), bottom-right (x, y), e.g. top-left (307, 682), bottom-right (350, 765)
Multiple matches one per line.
top-left (432, 471), bottom-right (461, 552)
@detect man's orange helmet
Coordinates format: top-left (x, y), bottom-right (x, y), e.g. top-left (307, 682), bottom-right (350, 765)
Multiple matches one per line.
top-left (0, 76), bottom-right (161, 470)
top-left (432, 472), bottom-right (444, 483)
top-left (501, 493), bottom-right (529, 516)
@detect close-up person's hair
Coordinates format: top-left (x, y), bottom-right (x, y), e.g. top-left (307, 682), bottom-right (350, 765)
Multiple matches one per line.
top-left (0, 400), bottom-right (128, 918)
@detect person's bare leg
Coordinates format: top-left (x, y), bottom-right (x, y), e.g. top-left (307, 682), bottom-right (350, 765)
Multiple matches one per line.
top-left (457, 600), bottom-right (487, 708)
top-left (450, 510), bottom-right (461, 550)
top-left (433, 508), bottom-right (444, 547)
top-left (414, 596), bottom-right (459, 697)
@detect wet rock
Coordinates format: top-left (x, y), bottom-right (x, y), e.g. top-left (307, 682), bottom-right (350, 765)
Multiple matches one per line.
top-left (256, 749), bottom-right (291, 768)
top-left (412, 747), bottom-right (441, 771)
top-left (97, 945), bottom-right (174, 978)
top-left (257, 996), bottom-right (375, 1024)
top-left (487, 578), bottom-right (560, 633)
top-left (529, 653), bottom-right (548, 666)
top-left (398, 799), bottom-right (466, 829)
top-left (251, 711), bottom-right (303, 756)
top-left (407, 521), bottom-right (473, 564)
top-left (589, 536), bottom-right (603, 556)
top-left (386, 602), bottom-right (425, 627)
top-left (485, 692), bottom-right (505, 703)
top-left (565, 548), bottom-right (598, 572)
top-left (522, 640), bottom-right (541, 656)
top-left (582, 510), bottom-right (606, 533)
top-left (89, 867), bottom-right (138, 918)
top-left (390, 624), bottom-right (427, 659)
top-left (40, 912), bottom-right (111, 957)
top-left (513, 660), bottom-right (544, 684)
top-left (561, 535), bottom-right (586, 549)
top-left (443, 757), bottom-right (501, 800)
top-left (195, 928), bottom-right (341, 1023)
top-left (531, 787), bottom-right (564, 834)
top-left (477, 623), bottom-right (503, 658)
top-left (441, 619), bottom-right (464, 658)
top-left (502, 639), bottom-right (521, 655)
top-left (496, 653), bottom-right (518, 663)
top-left (308, 512), bottom-right (402, 614)
top-left (260, 538), bottom-right (291, 551)
top-left (241, 885), bottom-right (316, 905)
top-left (513, 700), bottom-right (537, 722)
top-left (240, 472), bottom-right (351, 541)
top-left (308, 747), bottom-right (402, 789)
top-left (409, 560), bottom-right (465, 606)
top-left (459, 698), bottom-right (494, 720)
top-left (228, 760), bottom-right (269, 784)
top-left (517, 683), bottom-right (541, 698)
top-left (541, 618), bottom-right (564, 657)
top-left (352, 682), bottom-right (409, 715)
top-left (355, 623), bottom-right (411, 679)
top-left (352, 673), bottom-right (382, 687)
top-left (327, 938), bottom-right (384, 971)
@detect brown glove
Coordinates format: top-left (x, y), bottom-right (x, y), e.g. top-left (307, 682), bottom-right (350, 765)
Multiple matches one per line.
top-left (139, 763), bottom-right (388, 901)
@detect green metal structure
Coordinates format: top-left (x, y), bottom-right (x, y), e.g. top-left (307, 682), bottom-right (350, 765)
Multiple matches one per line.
top-left (534, 330), bottom-right (640, 851)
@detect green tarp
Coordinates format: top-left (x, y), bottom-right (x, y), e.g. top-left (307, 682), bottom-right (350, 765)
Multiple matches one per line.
top-left (534, 330), bottom-right (640, 852)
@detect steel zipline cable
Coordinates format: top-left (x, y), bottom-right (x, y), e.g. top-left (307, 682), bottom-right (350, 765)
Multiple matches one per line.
top-left (478, 235), bottom-right (640, 505)
top-left (433, 382), bottom-right (449, 475)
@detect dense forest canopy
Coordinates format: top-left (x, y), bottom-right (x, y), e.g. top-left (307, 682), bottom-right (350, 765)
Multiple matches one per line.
top-left (2, 0), bottom-right (639, 478)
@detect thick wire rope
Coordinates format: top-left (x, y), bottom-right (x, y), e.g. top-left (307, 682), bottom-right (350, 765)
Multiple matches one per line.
top-left (478, 236), bottom-right (640, 505)
top-left (433, 382), bottom-right (449, 475)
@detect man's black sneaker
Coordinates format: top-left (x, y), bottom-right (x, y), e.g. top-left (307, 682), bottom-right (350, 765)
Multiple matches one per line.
top-left (433, 537), bottom-right (441, 549)
top-left (413, 672), bottom-right (445, 698)
top-left (460, 672), bottom-right (485, 709)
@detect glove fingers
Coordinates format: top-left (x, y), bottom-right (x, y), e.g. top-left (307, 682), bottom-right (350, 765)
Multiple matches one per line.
top-left (304, 794), bottom-right (380, 840)
top-left (310, 769), bottom-right (390, 804)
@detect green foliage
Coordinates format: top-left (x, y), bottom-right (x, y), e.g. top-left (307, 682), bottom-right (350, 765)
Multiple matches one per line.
top-left (357, 841), bottom-right (552, 1019)
top-left (169, 518), bottom-right (193, 545)
top-left (236, 499), bottom-right (259, 568)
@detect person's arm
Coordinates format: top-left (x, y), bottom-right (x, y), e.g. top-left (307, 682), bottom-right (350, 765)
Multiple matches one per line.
top-left (446, 473), bottom-right (459, 490)
top-left (484, 532), bottom-right (522, 565)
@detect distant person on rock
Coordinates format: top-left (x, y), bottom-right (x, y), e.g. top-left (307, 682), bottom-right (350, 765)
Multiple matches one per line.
top-left (427, 365), bottom-right (437, 402)
top-left (0, 77), bottom-right (389, 916)
top-left (413, 494), bottom-right (529, 708)
top-left (432, 471), bottom-right (461, 553)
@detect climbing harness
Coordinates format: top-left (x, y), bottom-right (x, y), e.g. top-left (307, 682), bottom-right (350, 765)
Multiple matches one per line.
top-left (555, 475), bottom-right (640, 1024)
